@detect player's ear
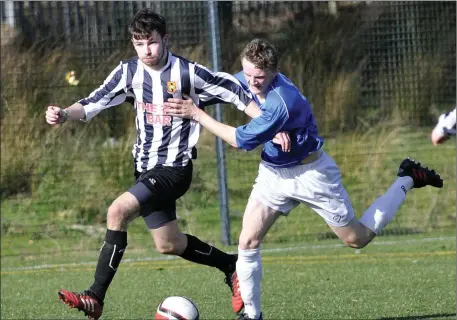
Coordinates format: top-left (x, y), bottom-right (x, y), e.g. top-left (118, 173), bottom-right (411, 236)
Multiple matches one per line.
top-left (270, 69), bottom-right (278, 79)
top-left (162, 34), bottom-right (169, 47)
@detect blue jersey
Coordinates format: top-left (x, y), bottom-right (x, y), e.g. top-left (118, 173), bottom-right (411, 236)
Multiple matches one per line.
top-left (234, 71), bottom-right (324, 168)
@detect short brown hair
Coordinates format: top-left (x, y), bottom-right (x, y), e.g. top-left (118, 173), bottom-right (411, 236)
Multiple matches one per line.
top-left (128, 9), bottom-right (167, 40)
top-left (240, 38), bottom-right (278, 71)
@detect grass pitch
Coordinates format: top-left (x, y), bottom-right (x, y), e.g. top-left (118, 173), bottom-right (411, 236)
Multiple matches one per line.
top-left (1, 233), bottom-right (455, 319)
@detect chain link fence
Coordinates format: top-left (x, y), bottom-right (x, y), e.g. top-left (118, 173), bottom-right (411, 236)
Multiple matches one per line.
top-left (1, 1), bottom-right (455, 251)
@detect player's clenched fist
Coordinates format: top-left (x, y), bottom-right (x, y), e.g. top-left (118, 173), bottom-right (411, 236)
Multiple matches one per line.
top-left (46, 106), bottom-right (67, 125)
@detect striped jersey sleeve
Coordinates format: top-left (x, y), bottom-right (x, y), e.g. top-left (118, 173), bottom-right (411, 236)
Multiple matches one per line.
top-left (193, 64), bottom-right (253, 110)
top-left (436, 108), bottom-right (456, 136)
top-left (78, 62), bottom-right (129, 121)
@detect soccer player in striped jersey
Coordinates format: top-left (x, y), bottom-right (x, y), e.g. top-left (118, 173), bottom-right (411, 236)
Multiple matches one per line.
top-left (431, 108), bottom-right (456, 145)
top-left (45, 9), bottom-right (264, 320)
top-left (164, 38), bottom-right (444, 320)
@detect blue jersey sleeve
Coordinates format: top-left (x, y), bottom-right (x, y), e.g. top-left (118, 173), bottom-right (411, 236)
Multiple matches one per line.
top-left (233, 71), bottom-right (247, 87)
top-left (235, 99), bottom-right (289, 151)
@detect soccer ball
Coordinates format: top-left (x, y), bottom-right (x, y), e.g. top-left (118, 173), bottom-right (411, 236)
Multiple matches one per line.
top-left (155, 296), bottom-right (199, 320)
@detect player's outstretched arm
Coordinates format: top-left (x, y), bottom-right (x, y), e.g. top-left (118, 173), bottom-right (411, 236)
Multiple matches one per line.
top-left (197, 110), bottom-right (239, 147)
top-left (164, 96), bottom-right (290, 152)
top-left (45, 102), bottom-right (86, 126)
top-left (193, 65), bottom-right (261, 116)
top-left (244, 101), bottom-right (262, 118)
top-left (431, 126), bottom-right (449, 145)
top-left (431, 108), bottom-right (456, 145)
top-left (164, 96), bottom-right (239, 147)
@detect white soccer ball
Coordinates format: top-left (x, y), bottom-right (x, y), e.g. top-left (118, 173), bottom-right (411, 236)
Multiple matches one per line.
top-left (155, 296), bottom-right (199, 320)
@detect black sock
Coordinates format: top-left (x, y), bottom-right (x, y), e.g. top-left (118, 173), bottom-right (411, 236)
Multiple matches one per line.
top-left (179, 234), bottom-right (237, 274)
top-left (89, 229), bottom-right (127, 302)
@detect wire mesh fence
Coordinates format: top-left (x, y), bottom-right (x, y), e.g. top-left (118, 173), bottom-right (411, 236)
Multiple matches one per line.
top-left (1, 1), bottom-right (455, 253)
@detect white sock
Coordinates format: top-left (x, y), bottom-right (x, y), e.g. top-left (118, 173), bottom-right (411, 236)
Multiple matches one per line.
top-left (359, 176), bottom-right (414, 234)
top-left (236, 247), bottom-right (262, 319)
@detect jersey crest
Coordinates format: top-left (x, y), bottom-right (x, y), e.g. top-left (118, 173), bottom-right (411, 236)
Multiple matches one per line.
top-left (167, 81), bottom-right (178, 94)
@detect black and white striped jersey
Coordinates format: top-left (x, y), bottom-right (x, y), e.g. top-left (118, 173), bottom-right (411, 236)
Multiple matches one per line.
top-left (435, 108), bottom-right (456, 136)
top-left (79, 52), bottom-right (252, 172)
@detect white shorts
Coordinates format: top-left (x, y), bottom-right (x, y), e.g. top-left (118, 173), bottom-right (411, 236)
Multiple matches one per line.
top-left (249, 151), bottom-right (355, 227)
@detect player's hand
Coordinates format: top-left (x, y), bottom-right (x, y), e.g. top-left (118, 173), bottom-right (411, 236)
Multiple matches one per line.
top-left (164, 95), bottom-right (201, 121)
top-left (431, 127), bottom-right (449, 145)
top-left (272, 131), bottom-right (291, 152)
top-left (45, 106), bottom-right (65, 125)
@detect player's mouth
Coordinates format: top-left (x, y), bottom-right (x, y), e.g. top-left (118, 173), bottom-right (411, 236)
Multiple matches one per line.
top-left (248, 82), bottom-right (262, 91)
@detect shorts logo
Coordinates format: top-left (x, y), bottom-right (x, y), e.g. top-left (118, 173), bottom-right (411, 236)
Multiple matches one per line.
top-left (148, 178), bottom-right (156, 185)
top-left (167, 81), bottom-right (177, 94)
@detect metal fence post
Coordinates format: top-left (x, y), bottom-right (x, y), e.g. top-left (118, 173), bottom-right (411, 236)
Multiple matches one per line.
top-left (4, 0), bottom-right (15, 28)
top-left (207, 0), bottom-right (231, 246)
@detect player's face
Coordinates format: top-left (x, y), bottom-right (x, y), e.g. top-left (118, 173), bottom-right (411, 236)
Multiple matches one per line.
top-left (132, 31), bottom-right (168, 68)
top-left (241, 58), bottom-right (276, 95)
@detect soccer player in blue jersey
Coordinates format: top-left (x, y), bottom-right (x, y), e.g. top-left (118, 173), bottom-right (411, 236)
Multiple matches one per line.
top-left (44, 9), bottom-right (272, 319)
top-left (431, 108), bottom-right (456, 145)
top-left (164, 38), bottom-right (444, 320)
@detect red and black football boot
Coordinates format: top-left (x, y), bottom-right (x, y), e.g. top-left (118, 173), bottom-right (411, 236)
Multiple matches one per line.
top-left (397, 158), bottom-right (443, 188)
top-left (58, 289), bottom-right (103, 320)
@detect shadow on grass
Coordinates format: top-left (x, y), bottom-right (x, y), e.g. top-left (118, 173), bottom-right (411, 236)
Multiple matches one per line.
top-left (377, 313), bottom-right (456, 320)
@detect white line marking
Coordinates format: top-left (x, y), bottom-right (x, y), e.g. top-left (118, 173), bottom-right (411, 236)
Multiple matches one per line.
top-left (109, 244), bottom-right (117, 271)
top-left (2, 236), bottom-right (454, 272)
top-left (195, 246), bottom-right (213, 256)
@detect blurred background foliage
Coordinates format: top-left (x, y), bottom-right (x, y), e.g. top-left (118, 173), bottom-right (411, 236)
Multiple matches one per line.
top-left (1, 1), bottom-right (455, 249)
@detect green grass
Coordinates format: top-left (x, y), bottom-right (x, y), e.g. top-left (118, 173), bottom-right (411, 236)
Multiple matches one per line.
top-left (1, 126), bottom-right (455, 255)
top-left (1, 121), bottom-right (455, 320)
top-left (1, 11), bottom-right (455, 319)
top-left (1, 233), bottom-right (455, 319)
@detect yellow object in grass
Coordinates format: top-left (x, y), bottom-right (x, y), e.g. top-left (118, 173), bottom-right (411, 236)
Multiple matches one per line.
top-left (65, 71), bottom-right (80, 86)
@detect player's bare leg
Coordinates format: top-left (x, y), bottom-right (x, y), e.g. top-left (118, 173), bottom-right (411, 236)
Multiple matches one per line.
top-left (150, 220), bottom-right (188, 255)
top-left (149, 219), bottom-right (239, 309)
top-left (236, 198), bottom-right (281, 320)
top-left (329, 218), bottom-right (376, 248)
top-left (330, 158), bottom-right (443, 248)
top-left (58, 192), bottom-right (140, 320)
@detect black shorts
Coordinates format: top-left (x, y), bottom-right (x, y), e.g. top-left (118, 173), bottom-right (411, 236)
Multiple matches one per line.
top-left (128, 161), bottom-right (193, 229)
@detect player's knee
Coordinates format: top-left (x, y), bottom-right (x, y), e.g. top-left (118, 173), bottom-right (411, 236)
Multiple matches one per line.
top-left (343, 234), bottom-right (370, 249)
top-left (238, 235), bottom-right (261, 250)
top-left (155, 241), bottom-right (180, 255)
top-left (107, 202), bottom-right (128, 225)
